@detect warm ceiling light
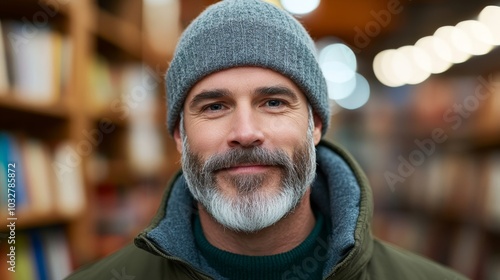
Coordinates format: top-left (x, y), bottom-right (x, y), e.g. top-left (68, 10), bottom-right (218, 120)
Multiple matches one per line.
top-left (144, 0), bottom-right (173, 5)
top-left (456, 20), bottom-right (494, 55)
top-left (262, 0), bottom-right (283, 8)
top-left (397, 46), bottom-right (431, 85)
top-left (433, 26), bottom-right (471, 63)
top-left (373, 5), bottom-right (499, 87)
top-left (390, 49), bottom-right (413, 85)
top-left (478, 5), bottom-right (500, 45)
top-left (373, 49), bottom-right (405, 87)
top-left (414, 36), bottom-right (452, 74)
top-left (280, 0), bottom-right (320, 15)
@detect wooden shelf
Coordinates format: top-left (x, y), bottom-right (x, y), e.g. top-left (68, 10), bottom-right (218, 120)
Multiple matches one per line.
top-left (90, 7), bottom-right (143, 60)
top-left (0, 211), bottom-right (77, 231)
top-left (0, 94), bottom-right (71, 140)
top-left (88, 108), bottom-right (128, 129)
top-left (0, 0), bottom-right (70, 19)
top-left (0, 93), bottom-right (69, 120)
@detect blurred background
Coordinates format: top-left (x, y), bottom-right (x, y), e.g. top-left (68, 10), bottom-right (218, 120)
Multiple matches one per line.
top-left (0, 0), bottom-right (499, 279)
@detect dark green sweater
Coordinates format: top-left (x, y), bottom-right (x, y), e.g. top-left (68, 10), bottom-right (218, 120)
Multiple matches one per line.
top-left (193, 211), bottom-right (328, 280)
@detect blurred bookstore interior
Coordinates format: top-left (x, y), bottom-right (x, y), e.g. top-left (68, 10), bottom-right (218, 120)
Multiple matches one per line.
top-left (0, 0), bottom-right (499, 279)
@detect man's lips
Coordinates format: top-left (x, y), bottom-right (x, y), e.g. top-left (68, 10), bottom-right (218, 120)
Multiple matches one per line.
top-left (217, 164), bottom-right (273, 174)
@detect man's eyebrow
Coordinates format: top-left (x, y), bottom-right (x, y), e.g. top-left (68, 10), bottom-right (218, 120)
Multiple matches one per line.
top-left (254, 86), bottom-right (299, 102)
top-left (189, 89), bottom-right (231, 108)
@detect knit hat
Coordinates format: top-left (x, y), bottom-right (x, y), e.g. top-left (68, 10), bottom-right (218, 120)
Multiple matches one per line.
top-left (166, 0), bottom-right (330, 135)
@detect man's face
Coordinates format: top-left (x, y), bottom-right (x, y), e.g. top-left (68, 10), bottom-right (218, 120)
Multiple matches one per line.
top-left (174, 67), bottom-right (322, 232)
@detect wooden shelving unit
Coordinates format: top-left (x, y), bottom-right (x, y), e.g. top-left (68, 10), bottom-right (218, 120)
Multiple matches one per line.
top-left (0, 0), bottom-right (177, 275)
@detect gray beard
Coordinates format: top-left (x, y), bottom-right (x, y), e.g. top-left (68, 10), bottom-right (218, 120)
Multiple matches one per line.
top-left (180, 113), bottom-right (317, 233)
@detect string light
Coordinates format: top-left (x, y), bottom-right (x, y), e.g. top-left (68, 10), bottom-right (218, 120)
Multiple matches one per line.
top-left (280, 0), bottom-right (320, 14)
top-left (374, 5), bottom-right (499, 87)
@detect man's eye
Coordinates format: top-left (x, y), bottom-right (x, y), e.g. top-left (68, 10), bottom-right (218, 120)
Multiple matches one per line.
top-left (206, 104), bottom-right (224, 111)
top-left (266, 100), bottom-right (283, 107)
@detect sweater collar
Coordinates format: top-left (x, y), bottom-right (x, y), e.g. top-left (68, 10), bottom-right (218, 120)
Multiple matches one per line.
top-left (192, 210), bottom-right (327, 279)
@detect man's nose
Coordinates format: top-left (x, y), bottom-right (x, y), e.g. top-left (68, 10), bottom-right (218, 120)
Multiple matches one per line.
top-left (227, 107), bottom-right (264, 148)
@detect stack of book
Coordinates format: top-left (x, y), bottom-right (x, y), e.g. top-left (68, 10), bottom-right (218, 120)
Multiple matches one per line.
top-left (0, 227), bottom-right (73, 280)
top-left (0, 21), bottom-right (72, 104)
top-left (0, 132), bottom-right (86, 218)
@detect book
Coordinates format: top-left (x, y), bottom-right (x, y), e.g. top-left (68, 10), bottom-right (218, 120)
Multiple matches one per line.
top-left (474, 73), bottom-right (500, 137)
top-left (1, 134), bottom-right (89, 220)
top-left (50, 31), bottom-right (63, 102)
top-left (13, 233), bottom-right (37, 280)
top-left (448, 226), bottom-right (482, 278)
top-left (87, 56), bottom-right (115, 114)
top-left (7, 135), bottom-right (29, 213)
top-left (442, 154), bottom-right (478, 218)
top-left (127, 123), bottom-right (164, 176)
top-left (485, 153), bottom-right (500, 230)
top-left (0, 227), bottom-right (73, 280)
top-left (0, 239), bottom-right (14, 280)
top-left (41, 227), bottom-right (73, 279)
top-left (0, 21), bottom-right (9, 94)
top-left (0, 132), bottom-right (9, 208)
top-left (0, 132), bottom-right (29, 212)
top-left (59, 36), bottom-right (73, 97)
top-left (3, 22), bottom-right (62, 104)
top-left (30, 229), bottom-right (49, 280)
top-left (20, 138), bottom-right (55, 214)
top-left (51, 141), bottom-right (86, 216)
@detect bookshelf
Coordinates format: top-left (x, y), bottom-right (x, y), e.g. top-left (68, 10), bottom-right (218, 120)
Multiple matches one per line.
top-left (328, 72), bottom-right (500, 279)
top-left (0, 1), bottom-right (92, 276)
top-left (0, 0), bottom-right (178, 278)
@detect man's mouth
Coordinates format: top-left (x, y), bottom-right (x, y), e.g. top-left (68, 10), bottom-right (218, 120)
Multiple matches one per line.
top-left (217, 163), bottom-right (274, 175)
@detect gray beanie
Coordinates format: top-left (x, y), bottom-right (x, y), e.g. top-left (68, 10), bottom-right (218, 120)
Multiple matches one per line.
top-left (166, 0), bottom-right (330, 135)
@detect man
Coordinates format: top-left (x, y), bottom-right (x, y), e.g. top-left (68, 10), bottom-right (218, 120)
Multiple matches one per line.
top-left (68, 0), bottom-right (467, 279)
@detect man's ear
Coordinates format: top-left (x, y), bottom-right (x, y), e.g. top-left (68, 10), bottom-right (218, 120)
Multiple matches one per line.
top-left (313, 113), bottom-right (322, 145)
top-left (173, 122), bottom-right (183, 154)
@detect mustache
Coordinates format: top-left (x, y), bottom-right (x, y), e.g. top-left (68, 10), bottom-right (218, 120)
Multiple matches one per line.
top-left (202, 147), bottom-right (294, 174)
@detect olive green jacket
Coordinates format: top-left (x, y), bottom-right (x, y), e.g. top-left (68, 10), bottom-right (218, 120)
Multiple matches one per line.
top-left (67, 141), bottom-right (467, 280)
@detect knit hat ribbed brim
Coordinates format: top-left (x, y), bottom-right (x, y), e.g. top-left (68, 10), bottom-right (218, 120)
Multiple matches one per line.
top-left (166, 0), bottom-right (330, 135)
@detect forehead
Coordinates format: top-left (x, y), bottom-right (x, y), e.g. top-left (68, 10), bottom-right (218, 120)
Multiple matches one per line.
top-left (186, 67), bottom-right (308, 102)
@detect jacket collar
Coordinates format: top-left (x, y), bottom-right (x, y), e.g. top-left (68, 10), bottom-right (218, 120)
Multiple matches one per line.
top-left (319, 141), bottom-right (374, 279)
top-left (135, 140), bottom-right (374, 279)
